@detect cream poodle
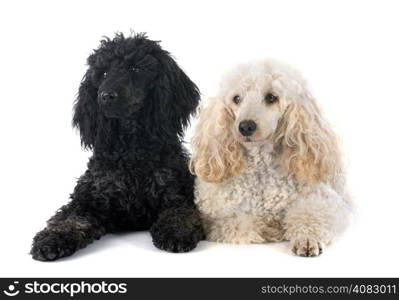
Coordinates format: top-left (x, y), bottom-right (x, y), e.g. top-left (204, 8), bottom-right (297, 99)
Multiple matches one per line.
top-left (190, 59), bottom-right (351, 257)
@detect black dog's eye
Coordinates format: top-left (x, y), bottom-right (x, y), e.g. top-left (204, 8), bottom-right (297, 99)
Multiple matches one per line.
top-left (103, 72), bottom-right (107, 78)
top-left (131, 67), bottom-right (140, 73)
top-left (265, 93), bottom-right (279, 104)
top-left (232, 95), bottom-right (241, 104)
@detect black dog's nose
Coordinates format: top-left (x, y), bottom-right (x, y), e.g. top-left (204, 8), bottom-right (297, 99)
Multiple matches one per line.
top-left (239, 120), bottom-right (257, 136)
top-left (100, 91), bottom-right (118, 103)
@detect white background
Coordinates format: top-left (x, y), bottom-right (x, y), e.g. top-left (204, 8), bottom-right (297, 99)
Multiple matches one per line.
top-left (0, 0), bottom-right (398, 277)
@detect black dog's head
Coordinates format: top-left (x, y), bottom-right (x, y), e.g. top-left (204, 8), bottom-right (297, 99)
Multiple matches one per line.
top-left (73, 33), bottom-right (200, 149)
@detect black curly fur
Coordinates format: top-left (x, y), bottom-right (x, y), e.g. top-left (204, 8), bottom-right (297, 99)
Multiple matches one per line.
top-left (30, 33), bottom-right (204, 261)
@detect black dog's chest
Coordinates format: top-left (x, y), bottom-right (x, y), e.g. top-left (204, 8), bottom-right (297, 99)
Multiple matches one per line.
top-left (92, 159), bottom-right (155, 193)
top-left (83, 162), bottom-right (159, 230)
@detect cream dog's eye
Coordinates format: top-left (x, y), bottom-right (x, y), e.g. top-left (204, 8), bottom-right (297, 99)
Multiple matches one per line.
top-left (265, 93), bottom-right (278, 104)
top-left (233, 95), bottom-right (241, 104)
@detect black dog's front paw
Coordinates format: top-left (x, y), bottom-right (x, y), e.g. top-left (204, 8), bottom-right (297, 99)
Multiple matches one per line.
top-left (151, 228), bottom-right (199, 253)
top-left (30, 230), bottom-right (78, 261)
top-left (150, 207), bottom-right (204, 253)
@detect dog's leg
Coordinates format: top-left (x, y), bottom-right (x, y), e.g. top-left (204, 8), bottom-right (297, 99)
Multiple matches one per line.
top-left (284, 184), bottom-right (351, 257)
top-left (30, 173), bottom-right (110, 262)
top-left (150, 205), bottom-right (204, 253)
top-left (30, 201), bottom-right (107, 261)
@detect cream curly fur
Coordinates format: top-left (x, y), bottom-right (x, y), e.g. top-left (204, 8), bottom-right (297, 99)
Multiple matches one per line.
top-left (190, 59), bottom-right (351, 257)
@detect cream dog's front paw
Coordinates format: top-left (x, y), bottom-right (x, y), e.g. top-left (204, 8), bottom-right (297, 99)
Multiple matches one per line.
top-left (291, 237), bottom-right (324, 257)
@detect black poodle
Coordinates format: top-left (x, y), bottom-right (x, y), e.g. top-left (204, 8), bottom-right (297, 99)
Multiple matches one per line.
top-left (30, 33), bottom-right (204, 261)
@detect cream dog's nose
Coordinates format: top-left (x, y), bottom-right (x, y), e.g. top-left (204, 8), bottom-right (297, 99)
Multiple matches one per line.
top-left (239, 120), bottom-right (257, 136)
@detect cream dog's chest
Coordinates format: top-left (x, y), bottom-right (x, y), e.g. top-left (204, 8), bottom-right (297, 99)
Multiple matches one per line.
top-left (194, 156), bottom-right (298, 219)
top-left (233, 166), bottom-right (297, 215)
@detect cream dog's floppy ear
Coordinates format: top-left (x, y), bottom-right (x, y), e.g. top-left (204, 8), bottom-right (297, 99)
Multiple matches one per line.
top-left (190, 97), bottom-right (244, 183)
top-left (274, 93), bottom-right (342, 184)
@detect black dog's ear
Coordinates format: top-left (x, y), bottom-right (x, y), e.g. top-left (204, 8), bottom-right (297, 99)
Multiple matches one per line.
top-left (171, 65), bottom-right (200, 129)
top-left (72, 69), bottom-right (98, 149)
top-left (153, 54), bottom-right (200, 137)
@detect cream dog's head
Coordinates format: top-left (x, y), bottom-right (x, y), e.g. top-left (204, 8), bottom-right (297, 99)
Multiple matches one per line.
top-left (190, 59), bottom-right (342, 184)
